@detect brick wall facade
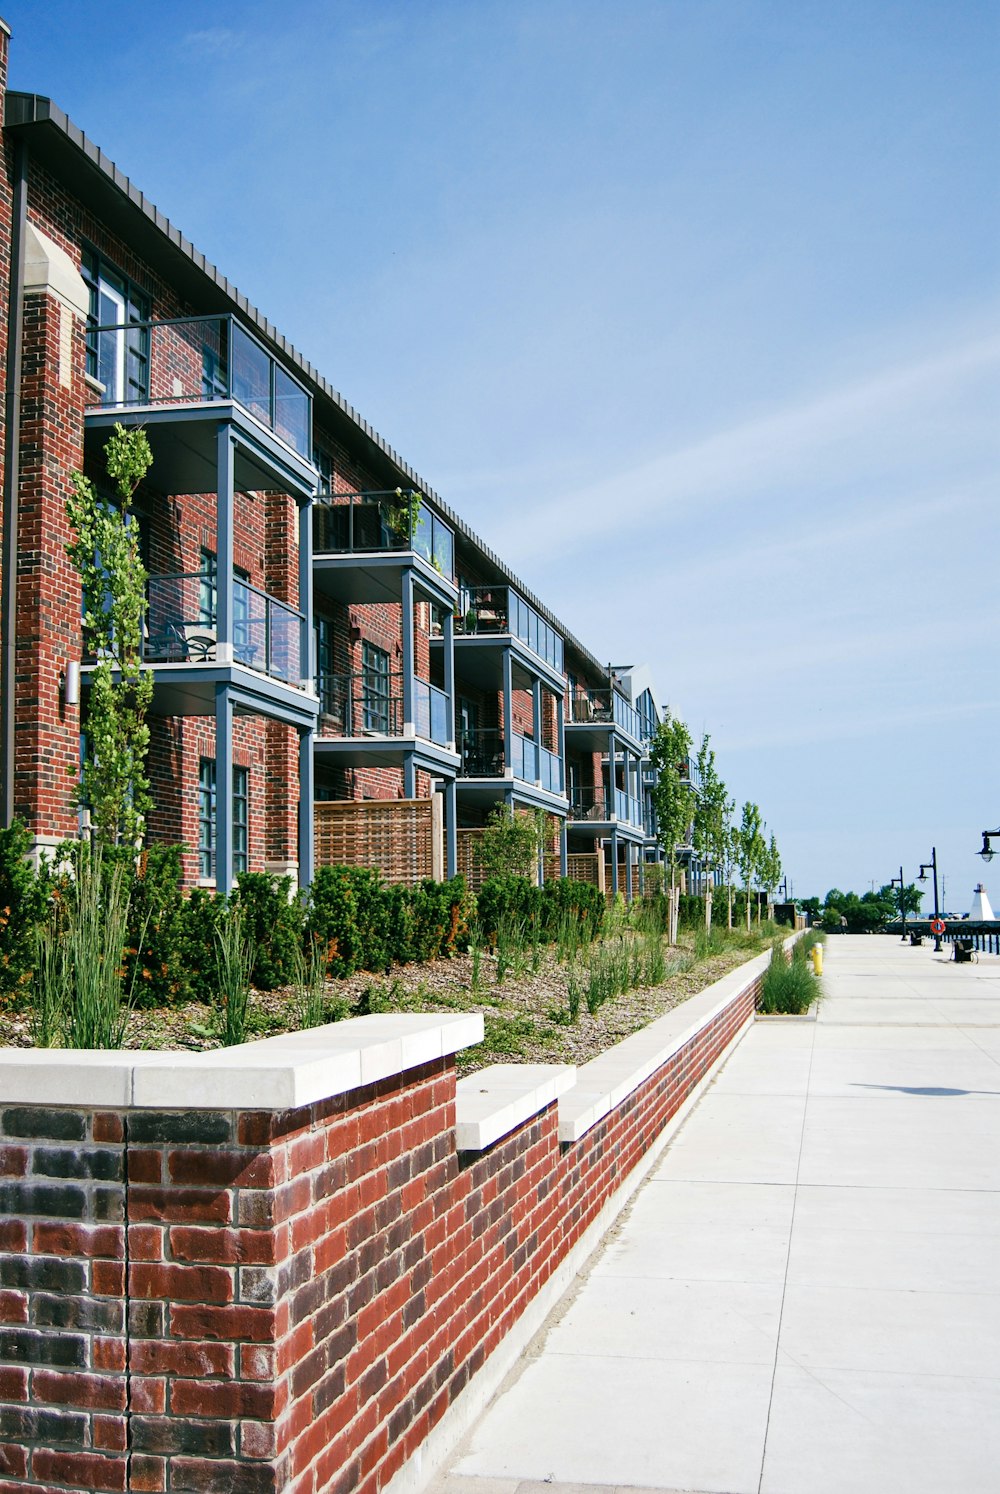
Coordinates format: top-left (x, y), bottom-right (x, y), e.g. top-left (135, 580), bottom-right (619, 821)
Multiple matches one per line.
top-left (0, 969), bottom-right (760, 1493)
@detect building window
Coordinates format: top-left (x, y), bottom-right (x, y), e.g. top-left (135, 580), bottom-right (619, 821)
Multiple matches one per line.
top-left (82, 247), bottom-right (150, 403)
top-left (361, 641), bottom-right (390, 733)
top-left (316, 616), bottom-right (334, 714)
top-left (199, 758), bottom-right (249, 879)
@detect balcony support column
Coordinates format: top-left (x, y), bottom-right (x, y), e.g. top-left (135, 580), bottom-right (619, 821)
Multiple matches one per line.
top-left (610, 826), bottom-right (619, 897)
top-left (531, 677), bottom-right (542, 747)
top-left (557, 690), bottom-right (566, 793)
top-left (298, 725), bottom-right (314, 890)
top-left (402, 568), bottom-right (415, 735)
top-left (445, 777), bottom-right (457, 879)
top-left (216, 423), bottom-right (235, 663)
top-left (298, 495), bottom-right (314, 689)
top-left (502, 648), bottom-right (513, 774)
top-left (625, 843), bottom-right (633, 902)
top-left (442, 608), bottom-right (455, 749)
top-left (608, 734), bottom-right (618, 820)
top-left (215, 683), bottom-right (234, 896)
top-left (403, 752), bottom-right (416, 799)
top-left (560, 818), bottom-right (568, 879)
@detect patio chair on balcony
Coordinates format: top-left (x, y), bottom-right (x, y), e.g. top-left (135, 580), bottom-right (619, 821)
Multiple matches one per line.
top-left (184, 626), bottom-right (216, 662)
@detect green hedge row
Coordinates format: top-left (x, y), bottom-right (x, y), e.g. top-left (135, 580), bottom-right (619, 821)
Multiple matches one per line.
top-left (0, 827), bottom-right (603, 1006)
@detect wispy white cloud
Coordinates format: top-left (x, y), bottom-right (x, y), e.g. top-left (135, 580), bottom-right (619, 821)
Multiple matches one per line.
top-left (484, 329), bottom-right (1000, 557)
top-left (181, 29), bottom-right (243, 59)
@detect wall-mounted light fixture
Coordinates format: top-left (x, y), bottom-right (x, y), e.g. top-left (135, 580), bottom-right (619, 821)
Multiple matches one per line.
top-left (63, 661), bottom-right (80, 707)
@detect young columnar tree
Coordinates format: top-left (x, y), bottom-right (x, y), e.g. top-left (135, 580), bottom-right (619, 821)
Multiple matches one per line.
top-left (736, 800), bottom-right (765, 931)
top-left (66, 423), bottom-right (154, 847)
top-left (649, 710), bottom-right (695, 904)
top-left (762, 832), bottom-right (782, 906)
top-left (692, 733), bottom-right (731, 928)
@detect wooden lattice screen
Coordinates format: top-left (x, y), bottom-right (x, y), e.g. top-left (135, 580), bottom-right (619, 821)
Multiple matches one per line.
top-left (456, 829), bottom-right (487, 893)
top-left (314, 798), bottom-right (443, 886)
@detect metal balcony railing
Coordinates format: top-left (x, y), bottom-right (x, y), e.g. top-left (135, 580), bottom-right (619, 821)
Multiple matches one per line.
top-left (567, 688), bottom-right (643, 742)
top-left (453, 585), bottom-right (563, 671)
top-left (317, 671), bottom-right (403, 736)
top-left (568, 787), bottom-right (644, 827)
top-left (317, 672), bottom-right (449, 745)
top-left (85, 314), bottom-right (312, 459)
top-left (458, 728), bottom-right (505, 778)
top-left (312, 493), bottom-right (454, 581)
top-left (144, 573), bottom-right (304, 684)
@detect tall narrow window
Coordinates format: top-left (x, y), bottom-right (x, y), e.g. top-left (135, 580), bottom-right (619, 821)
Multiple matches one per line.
top-left (199, 759), bottom-right (249, 879)
top-left (361, 642), bottom-right (390, 733)
top-left (316, 617), bottom-right (334, 715)
top-left (82, 248), bottom-right (150, 404)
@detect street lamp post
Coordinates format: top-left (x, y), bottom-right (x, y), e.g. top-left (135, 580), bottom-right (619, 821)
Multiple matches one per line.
top-left (891, 868), bottom-right (907, 943)
top-left (918, 848), bottom-right (941, 953)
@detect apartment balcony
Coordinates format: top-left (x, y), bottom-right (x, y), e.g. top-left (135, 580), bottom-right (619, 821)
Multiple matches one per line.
top-left (567, 786), bottom-right (644, 834)
top-left (451, 585), bottom-right (564, 677)
top-left (79, 573), bottom-right (314, 724)
top-left (456, 728), bottom-right (565, 811)
top-left (83, 314), bottom-right (316, 498)
top-left (312, 494), bottom-right (456, 608)
top-left (315, 671), bottom-right (456, 770)
top-left (564, 688), bottom-right (644, 752)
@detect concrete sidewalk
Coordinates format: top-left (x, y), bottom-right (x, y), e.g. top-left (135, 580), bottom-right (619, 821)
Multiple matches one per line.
top-left (429, 935), bottom-right (1000, 1494)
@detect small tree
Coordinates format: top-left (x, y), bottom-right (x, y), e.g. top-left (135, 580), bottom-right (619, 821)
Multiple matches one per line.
top-left (649, 710), bottom-right (695, 897)
top-left (761, 833), bottom-right (782, 909)
top-left (692, 733), bottom-right (731, 930)
top-left (66, 424), bottom-right (154, 847)
top-left (736, 801), bottom-right (764, 931)
top-left (477, 804), bottom-right (543, 882)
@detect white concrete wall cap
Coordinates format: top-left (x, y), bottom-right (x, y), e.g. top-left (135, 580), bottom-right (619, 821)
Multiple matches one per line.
top-left (23, 221), bottom-right (89, 318)
top-left (0, 1011), bottom-right (484, 1111)
top-left (557, 946), bottom-right (772, 1143)
top-left (455, 1063), bottom-right (576, 1152)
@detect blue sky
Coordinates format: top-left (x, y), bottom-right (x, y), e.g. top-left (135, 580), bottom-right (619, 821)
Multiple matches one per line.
top-left (8, 0), bottom-right (999, 907)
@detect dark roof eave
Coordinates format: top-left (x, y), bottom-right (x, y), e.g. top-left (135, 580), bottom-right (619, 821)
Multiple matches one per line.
top-left (3, 90), bottom-right (607, 683)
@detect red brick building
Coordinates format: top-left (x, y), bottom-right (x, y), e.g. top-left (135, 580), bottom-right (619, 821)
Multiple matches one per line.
top-left (0, 20), bottom-right (673, 899)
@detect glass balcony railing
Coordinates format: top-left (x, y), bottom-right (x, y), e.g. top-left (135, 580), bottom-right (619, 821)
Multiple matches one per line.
top-left (414, 678), bottom-right (451, 746)
top-left (511, 734), bottom-right (564, 793)
top-left (453, 585), bottom-right (563, 671)
top-left (567, 688), bottom-right (643, 743)
top-left (85, 315), bottom-right (312, 459)
top-left (144, 572), bottom-right (304, 684)
top-left (317, 672), bottom-right (448, 744)
top-left (312, 493), bottom-right (454, 581)
top-left (568, 787), bottom-right (643, 827)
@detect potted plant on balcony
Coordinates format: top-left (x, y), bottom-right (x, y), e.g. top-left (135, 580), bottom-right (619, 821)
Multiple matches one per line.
top-left (464, 605), bottom-right (479, 634)
top-left (389, 487), bottom-right (422, 546)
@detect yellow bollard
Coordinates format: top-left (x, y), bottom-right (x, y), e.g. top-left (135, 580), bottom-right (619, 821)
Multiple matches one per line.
top-left (810, 942), bottom-right (823, 976)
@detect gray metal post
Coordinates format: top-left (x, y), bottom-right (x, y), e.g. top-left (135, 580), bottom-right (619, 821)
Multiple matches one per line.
top-left (403, 753), bottom-right (416, 798)
top-left (610, 826), bottom-right (619, 896)
top-left (401, 568), bottom-right (415, 733)
top-left (445, 777), bottom-right (457, 879)
top-left (298, 725), bottom-right (314, 890)
top-left (560, 818), bottom-right (568, 878)
top-left (216, 424), bottom-right (234, 660)
top-left (502, 647), bottom-right (513, 773)
top-left (298, 496), bottom-right (314, 688)
top-left (442, 607), bottom-right (455, 747)
top-left (214, 684), bottom-right (233, 895)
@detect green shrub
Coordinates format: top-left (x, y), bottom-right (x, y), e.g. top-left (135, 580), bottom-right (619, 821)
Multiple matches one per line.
top-left (126, 844), bottom-right (188, 1007)
top-left (758, 939), bottom-right (819, 1015)
top-left (233, 872), bottom-right (304, 990)
top-left (0, 820), bottom-right (47, 997)
top-left (177, 888), bottom-right (229, 1003)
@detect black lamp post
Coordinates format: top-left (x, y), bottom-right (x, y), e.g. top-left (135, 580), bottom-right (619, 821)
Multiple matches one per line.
top-left (918, 848), bottom-right (941, 952)
top-left (891, 868), bottom-right (907, 943)
top-left (978, 829), bottom-right (1000, 863)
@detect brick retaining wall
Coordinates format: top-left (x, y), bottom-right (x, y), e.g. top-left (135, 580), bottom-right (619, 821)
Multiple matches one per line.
top-left (0, 956), bottom-right (765, 1493)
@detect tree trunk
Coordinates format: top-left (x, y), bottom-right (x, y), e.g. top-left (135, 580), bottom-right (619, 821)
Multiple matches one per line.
top-left (727, 879), bottom-right (733, 930)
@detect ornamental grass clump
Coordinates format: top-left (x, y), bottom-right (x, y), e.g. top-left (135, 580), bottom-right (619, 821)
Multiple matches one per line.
top-left (757, 938), bottom-right (820, 1015)
top-left (32, 850), bottom-right (139, 1049)
top-left (214, 907), bottom-right (254, 1047)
